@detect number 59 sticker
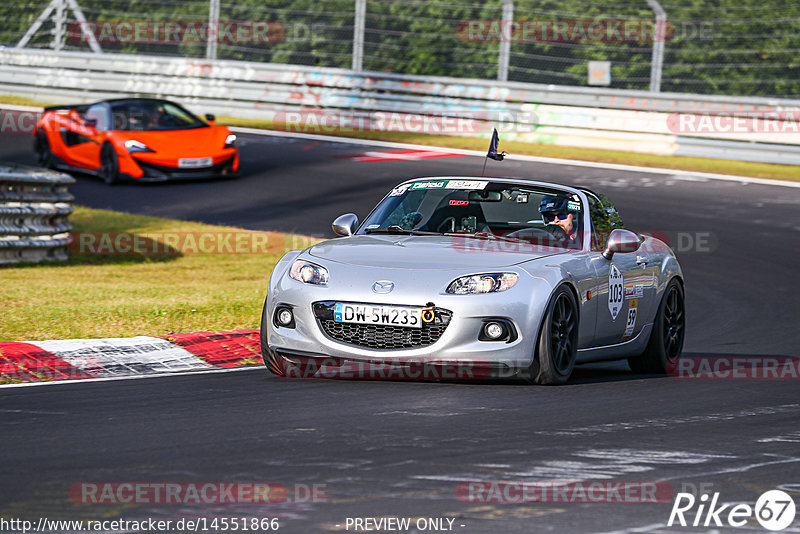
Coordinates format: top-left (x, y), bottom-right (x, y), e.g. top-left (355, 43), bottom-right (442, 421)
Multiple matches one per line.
top-left (623, 299), bottom-right (638, 339)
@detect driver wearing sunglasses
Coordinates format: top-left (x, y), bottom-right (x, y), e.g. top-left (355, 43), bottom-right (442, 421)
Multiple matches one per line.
top-left (539, 196), bottom-right (579, 243)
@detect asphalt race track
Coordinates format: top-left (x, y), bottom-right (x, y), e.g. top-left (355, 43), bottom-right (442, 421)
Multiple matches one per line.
top-left (2, 130), bottom-right (800, 533)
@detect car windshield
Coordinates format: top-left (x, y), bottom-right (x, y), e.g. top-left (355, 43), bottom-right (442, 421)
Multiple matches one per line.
top-left (359, 179), bottom-right (584, 250)
top-left (110, 100), bottom-right (206, 131)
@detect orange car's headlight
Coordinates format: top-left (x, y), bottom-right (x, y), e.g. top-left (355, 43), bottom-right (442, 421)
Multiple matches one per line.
top-left (125, 140), bottom-right (155, 153)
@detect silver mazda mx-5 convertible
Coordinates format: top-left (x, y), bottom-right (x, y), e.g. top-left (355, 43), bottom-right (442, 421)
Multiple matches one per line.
top-left (260, 177), bottom-right (685, 384)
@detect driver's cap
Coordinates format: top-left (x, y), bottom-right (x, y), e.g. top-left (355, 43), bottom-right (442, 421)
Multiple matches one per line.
top-left (539, 195), bottom-right (570, 214)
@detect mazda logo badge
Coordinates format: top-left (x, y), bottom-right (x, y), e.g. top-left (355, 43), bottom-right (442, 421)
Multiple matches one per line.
top-left (372, 280), bottom-right (395, 293)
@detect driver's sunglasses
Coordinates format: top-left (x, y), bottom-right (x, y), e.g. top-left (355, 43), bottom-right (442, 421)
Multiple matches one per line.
top-left (544, 212), bottom-right (570, 222)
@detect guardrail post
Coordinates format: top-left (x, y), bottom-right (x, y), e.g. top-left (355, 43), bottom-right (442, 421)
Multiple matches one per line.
top-left (352, 0), bottom-right (366, 71)
top-left (646, 0), bottom-right (666, 92)
top-left (206, 0), bottom-right (220, 60)
top-left (498, 0), bottom-right (513, 81)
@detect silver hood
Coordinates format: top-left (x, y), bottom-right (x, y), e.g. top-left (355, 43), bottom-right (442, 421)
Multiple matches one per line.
top-left (308, 235), bottom-right (564, 270)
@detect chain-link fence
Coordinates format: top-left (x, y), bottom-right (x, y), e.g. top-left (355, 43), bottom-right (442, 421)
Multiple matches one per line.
top-left (1, 0), bottom-right (799, 97)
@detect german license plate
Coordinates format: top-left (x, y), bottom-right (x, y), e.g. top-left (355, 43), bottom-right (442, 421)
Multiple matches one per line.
top-left (334, 303), bottom-right (422, 328)
top-left (178, 157), bottom-right (213, 168)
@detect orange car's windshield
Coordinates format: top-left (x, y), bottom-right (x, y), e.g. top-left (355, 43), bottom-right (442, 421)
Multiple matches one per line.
top-left (110, 100), bottom-right (206, 131)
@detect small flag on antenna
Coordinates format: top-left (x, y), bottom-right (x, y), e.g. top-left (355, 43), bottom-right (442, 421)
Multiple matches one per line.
top-left (487, 128), bottom-right (506, 161)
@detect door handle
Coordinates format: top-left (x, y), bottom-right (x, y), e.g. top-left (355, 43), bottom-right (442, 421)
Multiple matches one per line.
top-left (636, 256), bottom-right (649, 266)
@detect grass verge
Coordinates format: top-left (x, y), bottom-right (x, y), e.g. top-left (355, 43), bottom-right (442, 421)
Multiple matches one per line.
top-left (0, 207), bottom-right (318, 341)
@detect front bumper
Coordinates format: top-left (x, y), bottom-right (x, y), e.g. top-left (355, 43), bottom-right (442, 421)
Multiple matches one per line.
top-left (264, 266), bottom-right (553, 379)
top-left (122, 153), bottom-right (238, 181)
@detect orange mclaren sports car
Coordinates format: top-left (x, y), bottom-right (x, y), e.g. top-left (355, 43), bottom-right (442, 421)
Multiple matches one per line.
top-left (33, 98), bottom-right (239, 184)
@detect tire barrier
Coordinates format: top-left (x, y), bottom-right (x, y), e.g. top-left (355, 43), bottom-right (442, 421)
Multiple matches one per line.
top-left (0, 162), bottom-right (75, 265)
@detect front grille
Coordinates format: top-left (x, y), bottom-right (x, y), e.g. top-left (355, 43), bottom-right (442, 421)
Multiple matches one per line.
top-left (313, 302), bottom-right (452, 350)
top-left (135, 156), bottom-right (234, 179)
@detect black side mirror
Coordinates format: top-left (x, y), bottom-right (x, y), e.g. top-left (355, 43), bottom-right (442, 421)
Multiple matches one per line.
top-left (205, 114), bottom-right (216, 123)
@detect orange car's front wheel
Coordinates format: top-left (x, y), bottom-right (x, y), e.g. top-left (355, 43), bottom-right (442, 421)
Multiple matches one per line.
top-left (35, 131), bottom-right (54, 168)
top-left (100, 143), bottom-right (120, 185)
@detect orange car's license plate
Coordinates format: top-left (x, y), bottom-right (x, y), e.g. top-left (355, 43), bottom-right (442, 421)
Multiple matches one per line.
top-left (178, 157), bottom-right (213, 168)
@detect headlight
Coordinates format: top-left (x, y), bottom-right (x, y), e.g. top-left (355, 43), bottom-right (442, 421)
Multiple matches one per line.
top-left (446, 273), bottom-right (518, 294)
top-left (224, 134), bottom-right (237, 148)
top-left (289, 260), bottom-right (329, 285)
top-left (124, 140), bottom-right (154, 153)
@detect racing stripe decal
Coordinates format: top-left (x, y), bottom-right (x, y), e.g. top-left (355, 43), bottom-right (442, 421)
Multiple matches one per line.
top-left (165, 329), bottom-right (262, 367)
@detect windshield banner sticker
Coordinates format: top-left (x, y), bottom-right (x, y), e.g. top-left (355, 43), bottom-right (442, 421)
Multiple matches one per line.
top-left (409, 180), bottom-right (488, 191)
top-left (445, 180), bottom-right (488, 190)
top-left (389, 184), bottom-right (411, 196)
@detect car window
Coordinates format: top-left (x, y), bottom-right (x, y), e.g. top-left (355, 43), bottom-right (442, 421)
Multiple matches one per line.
top-left (85, 103), bottom-right (109, 131)
top-left (584, 190), bottom-right (625, 250)
top-left (110, 100), bottom-right (206, 131)
top-left (360, 180), bottom-right (584, 250)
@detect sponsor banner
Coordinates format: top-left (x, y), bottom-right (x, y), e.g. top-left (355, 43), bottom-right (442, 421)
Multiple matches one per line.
top-left (457, 480), bottom-right (674, 503)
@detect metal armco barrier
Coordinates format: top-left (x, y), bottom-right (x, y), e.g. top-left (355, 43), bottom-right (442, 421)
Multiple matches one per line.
top-left (0, 162), bottom-right (74, 265)
top-left (1, 49), bottom-right (799, 165)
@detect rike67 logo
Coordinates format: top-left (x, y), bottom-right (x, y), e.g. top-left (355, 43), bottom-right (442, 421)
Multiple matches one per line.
top-left (668, 489), bottom-right (796, 531)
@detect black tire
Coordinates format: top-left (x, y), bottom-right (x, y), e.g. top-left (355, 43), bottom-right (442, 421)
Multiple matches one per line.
top-left (628, 279), bottom-right (685, 374)
top-left (260, 298), bottom-right (288, 377)
top-left (35, 131), bottom-right (54, 168)
top-left (100, 143), bottom-right (120, 185)
top-left (528, 285), bottom-right (579, 385)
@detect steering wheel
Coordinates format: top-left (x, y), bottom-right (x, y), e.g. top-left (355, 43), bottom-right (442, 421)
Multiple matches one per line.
top-left (400, 211), bottom-right (423, 230)
top-left (543, 224), bottom-right (568, 241)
